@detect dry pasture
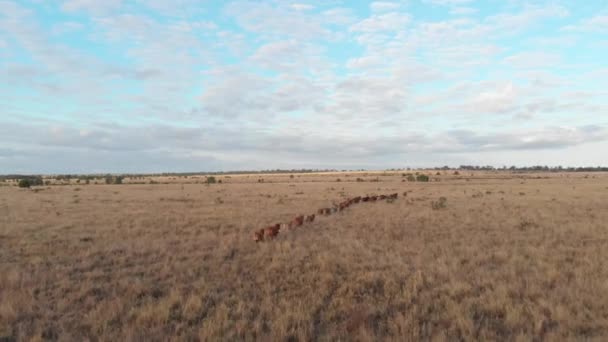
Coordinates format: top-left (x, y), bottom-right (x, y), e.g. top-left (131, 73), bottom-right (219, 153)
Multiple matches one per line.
top-left (1, 171), bottom-right (608, 341)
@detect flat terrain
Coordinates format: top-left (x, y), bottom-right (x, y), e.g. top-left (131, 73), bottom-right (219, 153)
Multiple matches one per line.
top-left (1, 171), bottom-right (608, 341)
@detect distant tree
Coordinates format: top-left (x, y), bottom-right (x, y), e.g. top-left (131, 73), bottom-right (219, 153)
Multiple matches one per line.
top-left (114, 176), bottom-right (123, 184)
top-left (206, 176), bottom-right (217, 184)
top-left (18, 179), bottom-right (31, 188)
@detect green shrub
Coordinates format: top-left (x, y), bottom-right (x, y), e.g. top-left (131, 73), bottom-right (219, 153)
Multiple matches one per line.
top-left (18, 179), bottom-right (31, 188)
top-left (416, 174), bottom-right (429, 182)
top-left (206, 176), bottom-right (217, 184)
top-left (406, 174), bottom-right (416, 182)
top-left (431, 197), bottom-right (447, 210)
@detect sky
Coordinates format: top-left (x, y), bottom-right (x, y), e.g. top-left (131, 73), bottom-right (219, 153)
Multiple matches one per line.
top-left (1, 0), bottom-right (607, 174)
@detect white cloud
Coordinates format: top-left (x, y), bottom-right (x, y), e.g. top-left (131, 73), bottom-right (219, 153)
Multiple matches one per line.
top-left (464, 82), bottom-right (519, 114)
top-left (424, 0), bottom-right (474, 6)
top-left (370, 2), bottom-right (401, 13)
top-left (562, 15), bottom-right (608, 33)
top-left (450, 7), bottom-right (477, 15)
top-left (226, 2), bottom-right (331, 39)
top-left (350, 12), bottom-right (411, 32)
top-left (61, 0), bottom-right (123, 14)
top-left (503, 52), bottom-right (562, 69)
top-left (290, 3), bottom-right (314, 11)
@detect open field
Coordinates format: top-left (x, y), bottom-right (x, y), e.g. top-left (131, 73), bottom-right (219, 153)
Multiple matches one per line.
top-left (1, 171), bottom-right (608, 341)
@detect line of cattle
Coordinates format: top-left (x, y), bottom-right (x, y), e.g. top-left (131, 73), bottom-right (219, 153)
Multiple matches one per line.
top-left (253, 193), bottom-right (399, 242)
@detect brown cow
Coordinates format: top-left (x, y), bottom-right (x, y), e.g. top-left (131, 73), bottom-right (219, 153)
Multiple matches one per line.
top-left (353, 196), bottom-right (361, 203)
top-left (370, 195), bottom-right (378, 201)
top-left (292, 215), bottom-right (304, 227)
top-left (305, 214), bottom-right (316, 223)
top-left (362, 196), bottom-right (370, 202)
top-left (253, 229), bottom-right (265, 242)
top-left (264, 224), bottom-right (280, 239)
top-left (389, 193), bottom-right (398, 199)
top-left (379, 195), bottom-right (387, 200)
top-left (317, 208), bottom-right (325, 215)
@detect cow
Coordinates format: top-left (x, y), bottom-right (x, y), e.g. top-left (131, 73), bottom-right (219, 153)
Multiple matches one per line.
top-left (292, 215), bottom-right (304, 227)
top-left (379, 195), bottom-right (387, 200)
top-left (353, 196), bottom-right (361, 204)
top-left (317, 208), bottom-right (325, 215)
top-left (253, 229), bottom-right (265, 242)
top-left (362, 196), bottom-right (370, 202)
top-left (370, 195), bottom-right (378, 201)
top-left (389, 193), bottom-right (398, 199)
top-left (264, 224), bottom-right (280, 239)
top-left (305, 214), bottom-right (316, 223)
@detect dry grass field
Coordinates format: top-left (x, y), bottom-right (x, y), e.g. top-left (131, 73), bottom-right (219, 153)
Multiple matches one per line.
top-left (1, 171), bottom-right (608, 341)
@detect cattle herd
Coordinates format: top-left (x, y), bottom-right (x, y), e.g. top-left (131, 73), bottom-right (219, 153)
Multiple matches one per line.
top-left (253, 193), bottom-right (399, 242)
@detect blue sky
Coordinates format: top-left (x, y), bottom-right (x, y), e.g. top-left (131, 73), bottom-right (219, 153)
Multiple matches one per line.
top-left (1, 0), bottom-right (607, 173)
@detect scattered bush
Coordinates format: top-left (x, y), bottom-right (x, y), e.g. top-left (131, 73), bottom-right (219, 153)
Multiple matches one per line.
top-left (431, 197), bottom-right (447, 210)
top-left (114, 176), bottom-right (123, 185)
top-left (18, 179), bottom-right (31, 188)
top-left (406, 174), bottom-right (416, 182)
top-left (18, 176), bottom-right (43, 188)
top-left (206, 176), bottom-right (217, 184)
top-left (416, 174), bottom-right (430, 182)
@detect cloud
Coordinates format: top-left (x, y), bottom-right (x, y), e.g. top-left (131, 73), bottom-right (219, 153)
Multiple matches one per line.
top-left (350, 12), bottom-right (411, 32)
top-left (226, 2), bottom-right (331, 39)
top-left (562, 15), bottom-right (608, 33)
top-left (450, 7), bottom-right (477, 15)
top-left (290, 3), bottom-right (314, 11)
top-left (424, 0), bottom-right (474, 6)
top-left (61, 0), bottom-right (123, 14)
top-left (441, 125), bottom-right (608, 152)
top-left (503, 52), bottom-right (562, 69)
top-left (370, 2), bottom-right (401, 13)
top-left (463, 82), bottom-right (519, 114)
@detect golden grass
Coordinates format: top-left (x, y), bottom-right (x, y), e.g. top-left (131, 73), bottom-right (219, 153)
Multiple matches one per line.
top-left (1, 171), bottom-right (608, 341)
